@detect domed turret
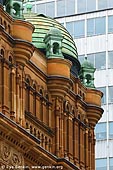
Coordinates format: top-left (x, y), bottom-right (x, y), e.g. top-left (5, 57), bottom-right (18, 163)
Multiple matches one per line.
top-left (24, 13), bottom-right (81, 76)
top-left (79, 57), bottom-right (96, 88)
top-left (44, 27), bottom-right (64, 59)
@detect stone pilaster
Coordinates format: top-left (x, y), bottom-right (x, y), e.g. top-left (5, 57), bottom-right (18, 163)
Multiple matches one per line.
top-left (2, 58), bottom-right (9, 116)
top-left (73, 120), bottom-right (79, 166)
top-left (63, 112), bottom-right (68, 158)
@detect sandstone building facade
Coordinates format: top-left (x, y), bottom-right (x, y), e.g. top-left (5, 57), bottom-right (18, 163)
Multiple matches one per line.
top-left (0, 2), bottom-right (103, 170)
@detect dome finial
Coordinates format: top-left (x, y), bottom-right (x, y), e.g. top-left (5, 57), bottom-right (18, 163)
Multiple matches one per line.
top-left (25, 0), bottom-right (33, 14)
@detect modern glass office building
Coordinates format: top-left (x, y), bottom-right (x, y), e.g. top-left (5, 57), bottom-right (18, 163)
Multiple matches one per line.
top-left (24, 0), bottom-right (113, 169)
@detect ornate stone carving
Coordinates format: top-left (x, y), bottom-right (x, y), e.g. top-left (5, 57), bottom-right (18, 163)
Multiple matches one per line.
top-left (0, 141), bottom-right (24, 168)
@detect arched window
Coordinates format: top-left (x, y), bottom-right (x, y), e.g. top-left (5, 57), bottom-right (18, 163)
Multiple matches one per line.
top-left (39, 89), bottom-right (43, 121)
top-left (26, 78), bottom-right (30, 112)
top-left (48, 139), bottom-right (51, 152)
top-left (13, 3), bottom-right (21, 17)
top-left (34, 128), bottom-right (36, 136)
top-left (4, 20), bottom-right (7, 31)
top-left (33, 84), bottom-right (36, 116)
top-left (53, 42), bottom-right (59, 54)
top-left (85, 74), bottom-right (92, 85)
top-left (1, 49), bottom-right (4, 57)
top-left (30, 125), bottom-right (32, 134)
top-left (8, 25), bottom-right (11, 34)
top-left (0, 17), bottom-right (2, 25)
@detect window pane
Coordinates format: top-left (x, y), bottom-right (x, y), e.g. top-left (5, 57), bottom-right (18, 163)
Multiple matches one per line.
top-left (77, 0), bottom-right (86, 13)
top-left (95, 52), bottom-right (106, 70)
top-left (97, 87), bottom-right (106, 104)
top-left (57, 0), bottom-right (65, 17)
top-left (87, 18), bottom-right (94, 36)
top-left (66, 0), bottom-right (75, 15)
top-left (108, 0), bottom-right (113, 8)
top-left (37, 3), bottom-right (46, 15)
top-left (87, 0), bottom-right (96, 12)
top-left (96, 158), bottom-right (107, 170)
top-left (87, 53), bottom-right (95, 66)
top-left (95, 17), bottom-right (106, 35)
top-left (66, 22), bottom-right (74, 37)
top-left (74, 20), bottom-right (85, 38)
top-left (108, 86), bottom-right (113, 103)
top-left (108, 51), bottom-right (113, 68)
top-left (78, 55), bottom-right (85, 64)
top-left (98, 0), bottom-right (107, 10)
top-left (108, 16), bottom-right (113, 33)
top-left (46, 2), bottom-right (55, 17)
top-left (109, 157), bottom-right (113, 170)
top-left (109, 122), bottom-right (113, 139)
top-left (95, 123), bottom-right (107, 140)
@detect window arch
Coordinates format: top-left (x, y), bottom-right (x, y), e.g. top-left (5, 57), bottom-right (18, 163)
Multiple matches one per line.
top-left (13, 3), bottom-right (21, 17)
top-left (1, 49), bottom-right (5, 57)
top-left (25, 78), bottom-right (30, 112)
top-left (53, 42), bottom-right (59, 54)
top-left (33, 84), bottom-right (36, 116)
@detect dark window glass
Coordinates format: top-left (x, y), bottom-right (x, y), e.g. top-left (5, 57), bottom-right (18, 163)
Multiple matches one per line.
top-left (57, 0), bottom-right (65, 17)
top-left (95, 123), bottom-right (107, 140)
top-left (77, 0), bottom-right (86, 13)
top-left (74, 20), bottom-right (85, 38)
top-left (66, 0), bottom-right (75, 15)
top-left (108, 15), bottom-right (113, 33)
top-left (46, 2), bottom-right (55, 17)
top-left (96, 158), bottom-right (107, 170)
top-left (108, 51), bottom-right (113, 68)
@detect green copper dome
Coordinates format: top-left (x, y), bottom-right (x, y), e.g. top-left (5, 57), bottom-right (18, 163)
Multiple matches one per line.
top-left (25, 14), bottom-right (78, 59)
top-left (81, 57), bottom-right (94, 69)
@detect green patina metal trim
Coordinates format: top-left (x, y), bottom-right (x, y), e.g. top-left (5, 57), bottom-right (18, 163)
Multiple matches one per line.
top-left (25, 14), bottom-right (78, 59)
top-left (79, 57), bottom-right (96, 88)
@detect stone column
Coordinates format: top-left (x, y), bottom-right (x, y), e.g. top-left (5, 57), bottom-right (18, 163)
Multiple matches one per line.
top-left (55, 111), bottom-right (60, 157)
top-left (88, 130), bottom-right (92, 170)
top-left (21, 71), bottom-right (26, 128)
top-left (2, 59), bottom-right (9, 116)
top-left (10, 67), bottom-right (16, 120)
top-left (59, 113), bottom-right (64, 157)
top-left (0, 56), bottom-right (3, 112)
top-left (85, 128), bottom-right (89, 170)
top-left (91, 129), bottom-right (95, 170)
top-left (67, 114), bottom-right (73, 161)
top-left (80, 124), bottom-right (85, 168)
top-left (36, 95), bottom-right (40, 119)
top-left (64, 112), bottom-right (68, 158)
top-left (74, 120), bottom-right (79, 166)
top-left (29, 88), bottom-right (33, 114)
top-left (16, 69), bottom-right (20, 124)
